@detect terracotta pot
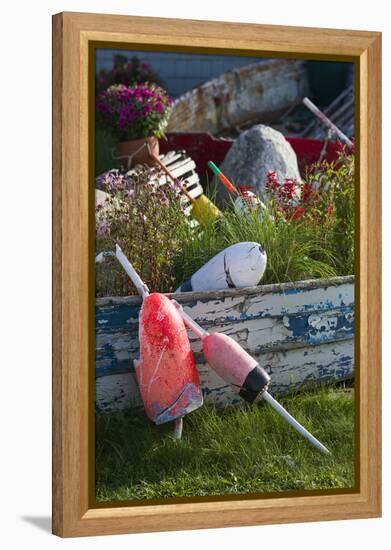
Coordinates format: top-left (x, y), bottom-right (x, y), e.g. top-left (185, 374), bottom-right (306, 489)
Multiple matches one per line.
top-left (115, 136), bottom-right (159, 169)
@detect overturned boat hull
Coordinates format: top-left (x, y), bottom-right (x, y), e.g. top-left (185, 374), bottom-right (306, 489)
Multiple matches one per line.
top-left (166, 59), bottom-right (309, 135)
top-left (160, 132), bottom-right (341, 177)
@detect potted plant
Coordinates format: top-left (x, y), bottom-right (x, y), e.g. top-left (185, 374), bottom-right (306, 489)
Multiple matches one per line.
top-left (96, 82), bottom-right (173, 168)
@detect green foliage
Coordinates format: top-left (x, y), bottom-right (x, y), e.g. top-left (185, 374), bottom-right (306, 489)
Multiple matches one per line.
top-left (96, 54), bottom-right (165, 93)
top-left (95, 167), bottom-right (188, 296)
top-left (95, 127), bottom-right (119, 177)
top-left (95, 150), bottom-right (355, 296)
top-left (173, 206), bottom-right (339, 288)
top-left (174, 150), bottom-right (355, 288)
top-left (95, 388), bottom-right (355, 502)
top-left (304, 150), bottom-right (355, 275)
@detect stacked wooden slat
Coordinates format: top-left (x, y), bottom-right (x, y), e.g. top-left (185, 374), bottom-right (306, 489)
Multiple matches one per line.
top-left (95, 150), bottom-right (203, 221)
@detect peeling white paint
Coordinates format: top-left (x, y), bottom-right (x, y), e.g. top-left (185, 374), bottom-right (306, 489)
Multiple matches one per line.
top-left (95, 277), bottom-right (355, 412)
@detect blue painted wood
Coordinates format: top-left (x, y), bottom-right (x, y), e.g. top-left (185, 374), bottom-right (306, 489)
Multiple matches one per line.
top-left (95, 276), bottom-right (355, 411)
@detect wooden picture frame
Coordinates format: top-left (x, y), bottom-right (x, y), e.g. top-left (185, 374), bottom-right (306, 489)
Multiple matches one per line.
top-left (52, 11), bottom-right (381, 537)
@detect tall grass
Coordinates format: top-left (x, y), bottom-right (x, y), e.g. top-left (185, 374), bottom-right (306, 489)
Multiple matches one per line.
top-left (94, 135), bottom-right (354, 295)
top-left (173, 206), bottom-right (339, 288)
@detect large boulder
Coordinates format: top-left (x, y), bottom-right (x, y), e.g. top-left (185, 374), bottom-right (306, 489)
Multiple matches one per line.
top-left (215, 125), bottom-right (301, 204)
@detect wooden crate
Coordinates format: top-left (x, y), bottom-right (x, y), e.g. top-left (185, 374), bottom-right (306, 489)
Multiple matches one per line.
top-left (96, 150), bottom-right (203, 221)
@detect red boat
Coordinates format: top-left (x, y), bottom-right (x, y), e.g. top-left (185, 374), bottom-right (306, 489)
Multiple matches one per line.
top-left (160, 132), bottom-right (340, 177)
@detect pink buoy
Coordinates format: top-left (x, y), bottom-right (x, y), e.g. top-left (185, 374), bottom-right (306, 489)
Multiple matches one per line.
top-left (202, 332), bottom-right (270, 402)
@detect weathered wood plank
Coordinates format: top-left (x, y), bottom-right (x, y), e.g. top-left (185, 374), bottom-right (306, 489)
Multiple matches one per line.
top-left (166, 59), bottom-right (309, 134)
top-left (95, 277), bottom-right (355, 411)
top-left (96, 275), bottom-right (354, 307)
top-left (95, 306), bottom-right (354, 377)
top-left (181, 281), bottom-right (354, 325)
top-left (96, 279), bottom-right (354, 332)
top-left (96, 339), bottom-right (354, 412)
top-left (157, 162), bottom-right (198, 185)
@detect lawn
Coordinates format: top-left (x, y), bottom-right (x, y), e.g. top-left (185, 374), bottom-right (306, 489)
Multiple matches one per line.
top-left (95, 386), bottom-right (355, 503)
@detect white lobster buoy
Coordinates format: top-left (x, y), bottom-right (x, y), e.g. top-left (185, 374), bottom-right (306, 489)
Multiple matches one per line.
top-left (176, 241), bottom-right (267, 292)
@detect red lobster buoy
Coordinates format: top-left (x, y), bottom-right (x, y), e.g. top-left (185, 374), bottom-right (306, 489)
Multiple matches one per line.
top-left (96, 246), bottom-right (203, 438)
top-left (136, 292), bottom-right (203, 424)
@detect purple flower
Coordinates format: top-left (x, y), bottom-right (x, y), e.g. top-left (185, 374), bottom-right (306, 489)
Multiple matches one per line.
top-left (124, 189), bottom-right (135, 200)
top-left (96, 220), bottom-right (110, 237)
top-left (159, 193), bottom-right (170, 207)
top-left (96, 83), bottom-right (172, 140)
top-left (100, 170), bottom-right (130, 192)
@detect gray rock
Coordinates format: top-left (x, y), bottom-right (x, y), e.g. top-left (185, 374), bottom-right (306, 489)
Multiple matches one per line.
top-left (215, 125), bottom-right (301, 204)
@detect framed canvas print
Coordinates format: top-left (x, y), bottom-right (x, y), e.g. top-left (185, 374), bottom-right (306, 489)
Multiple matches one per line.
top-left (52, 12), bottom-right (381, 537)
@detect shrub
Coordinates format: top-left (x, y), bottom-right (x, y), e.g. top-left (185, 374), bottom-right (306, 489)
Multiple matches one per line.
top-left (96, 167), bottom-right (188, 296)
top-left (95, 150), bottom-right (355, 297)
top-left (173, 207), bottom-right (339, 288)
top-left (265, 147), bottom-right (355, 275)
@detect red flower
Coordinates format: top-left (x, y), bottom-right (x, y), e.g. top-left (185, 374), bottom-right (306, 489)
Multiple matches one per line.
top-left (292, 206), bottom-right (305, 221)
top-left (302, 182), bottom-right (316, 204)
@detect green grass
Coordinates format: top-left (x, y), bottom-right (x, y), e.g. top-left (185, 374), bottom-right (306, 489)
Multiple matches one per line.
top-left (173, 206), bottom-right (340, 289)
top-left (95, 387), bottom-right (355, 502)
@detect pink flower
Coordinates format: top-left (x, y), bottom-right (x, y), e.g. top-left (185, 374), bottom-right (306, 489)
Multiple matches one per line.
top-left (96, 82), bottom-right (172, 140)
